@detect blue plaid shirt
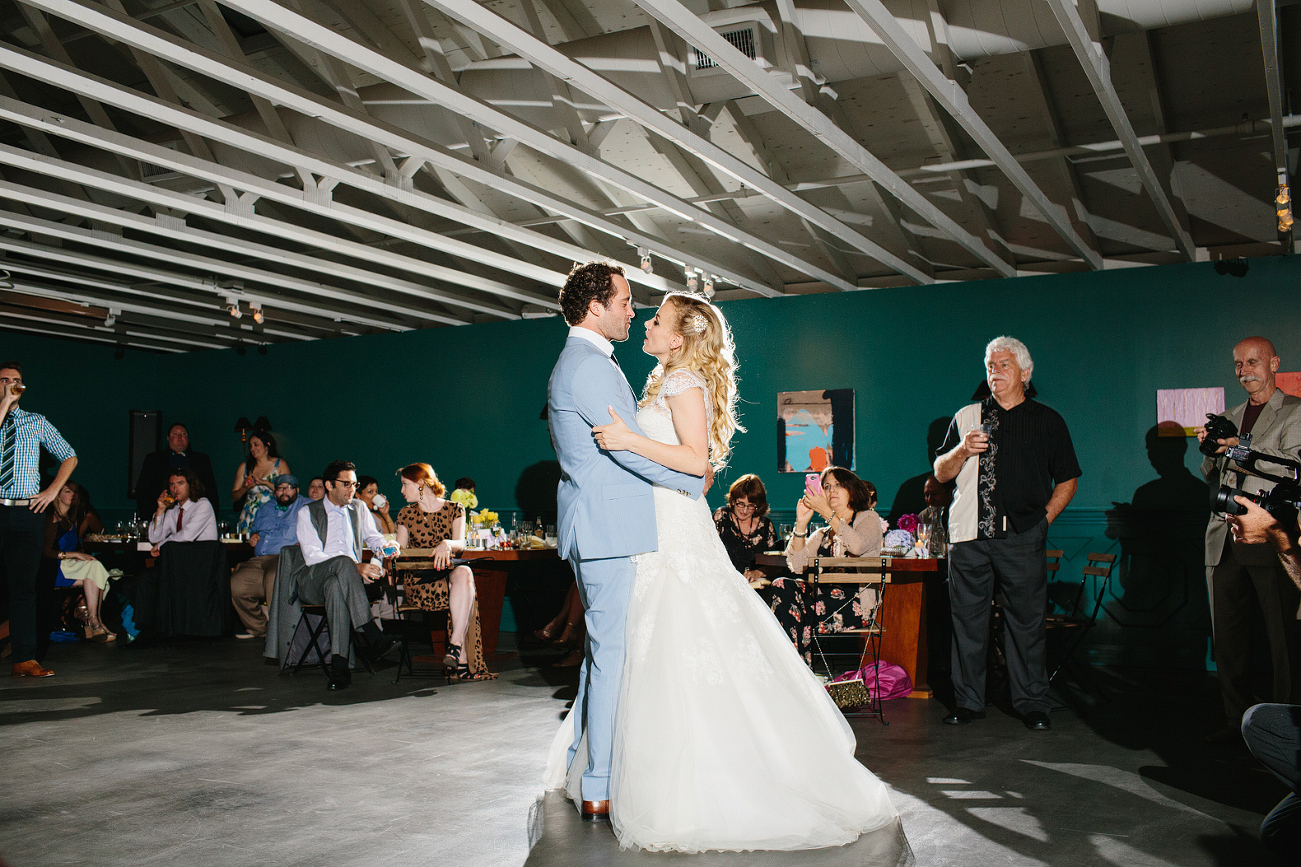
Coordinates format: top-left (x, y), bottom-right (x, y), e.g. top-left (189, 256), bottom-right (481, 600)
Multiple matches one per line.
top-left (0, 408), bottom-right (76, 499)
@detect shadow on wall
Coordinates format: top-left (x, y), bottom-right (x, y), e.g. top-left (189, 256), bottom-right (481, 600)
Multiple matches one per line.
top-left (516, 461), bottom-right (562, 520)
top-left (887, 417), bottom-right (952, 526)
top-left (1103, 423), bottom-right (1211, 668)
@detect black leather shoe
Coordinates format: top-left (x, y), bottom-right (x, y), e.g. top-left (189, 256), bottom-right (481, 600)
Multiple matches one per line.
top-left (943, 707), bottom-right (986, 725)
top-left (1023, 711), bottom-right (1051, 731)
top-left (327, 664), bottom-right (352, 691)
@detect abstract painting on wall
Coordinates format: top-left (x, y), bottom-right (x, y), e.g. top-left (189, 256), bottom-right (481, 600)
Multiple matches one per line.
top-left (1155, 387), bottom-right (1224, 436)
top-left (777, 389), bottom-right (854, 472)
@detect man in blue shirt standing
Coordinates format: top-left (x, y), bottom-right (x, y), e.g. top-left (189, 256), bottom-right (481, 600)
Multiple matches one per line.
top-left (230, 474), bottom-right (304, 640)
top-left (0, 362), bottom-right (77, 678)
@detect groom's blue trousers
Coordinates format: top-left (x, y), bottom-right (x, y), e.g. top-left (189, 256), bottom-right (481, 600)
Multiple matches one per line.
top-left (568, 555), bottom-right (633, 802)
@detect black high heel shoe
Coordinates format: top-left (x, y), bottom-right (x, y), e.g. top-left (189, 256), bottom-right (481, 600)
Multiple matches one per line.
top-left (443, 643), bottom-right (462, 681)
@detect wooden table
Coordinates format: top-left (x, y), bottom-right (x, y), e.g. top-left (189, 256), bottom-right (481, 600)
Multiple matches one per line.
top-left (755, 553), bottom-right (944, 699)
top-left (396, 547), bottom-right (561, 658)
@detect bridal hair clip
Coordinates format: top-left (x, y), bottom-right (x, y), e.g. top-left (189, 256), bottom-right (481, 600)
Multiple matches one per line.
top-left (690, 313), bottom-right (708, 334)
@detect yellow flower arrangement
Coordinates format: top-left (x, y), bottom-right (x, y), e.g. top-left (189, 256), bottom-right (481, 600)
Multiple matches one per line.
top-left (449, 488), bottom-right (478, 510)
top-left (472, 509), bottom-right (499, 526)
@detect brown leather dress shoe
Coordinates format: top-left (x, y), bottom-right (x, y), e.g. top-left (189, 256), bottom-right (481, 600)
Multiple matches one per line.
top-left (580, 799), bottom-right (610, 822)
top-left (11, 660), bottom-right (54, 677)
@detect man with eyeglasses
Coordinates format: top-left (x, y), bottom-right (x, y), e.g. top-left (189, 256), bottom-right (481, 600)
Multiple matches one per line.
top-left (0, 362), bottom-right (77, 678)
top-left (293, 460), bottom-right (399, 689)
top-left (230, 474), bottom-right (304, 640)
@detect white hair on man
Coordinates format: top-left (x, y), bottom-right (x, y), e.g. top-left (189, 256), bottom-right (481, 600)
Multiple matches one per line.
top-left (985, 336), bottom-right (1034, 380)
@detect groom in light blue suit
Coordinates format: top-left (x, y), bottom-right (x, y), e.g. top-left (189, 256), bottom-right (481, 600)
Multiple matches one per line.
top-left (547, 262), bottom-right (704, 821)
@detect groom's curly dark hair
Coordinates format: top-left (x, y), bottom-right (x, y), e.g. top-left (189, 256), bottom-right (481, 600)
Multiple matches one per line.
top-left (559, 261), bottom-right (625, 326)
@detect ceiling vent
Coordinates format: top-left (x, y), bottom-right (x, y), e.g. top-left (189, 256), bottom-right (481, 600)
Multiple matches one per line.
top-left (691, 22), bottom-right (770, 76)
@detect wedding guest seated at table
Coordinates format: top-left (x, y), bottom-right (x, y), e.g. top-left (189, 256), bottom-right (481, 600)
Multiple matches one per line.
top-left (293, 460), bottom-right (400, 690)
top-left (356, 475), bottom-right (396, 536)
top-left (307, 477), bottom-right (325, 501)
top-left (713, 473), bottom-right (779, 588)
top-left (394, 462), bottom-right (496, 682)
top-left (230, 474), bottom-right (304, 640)
top-left (147, 469), bottom-right (218, 553)
top-left (231, 431), bottom-right (290, 536)
top-left (42, 482), bottom-right (113, 641)
top-left (768, 466), bottom-right (884, 664)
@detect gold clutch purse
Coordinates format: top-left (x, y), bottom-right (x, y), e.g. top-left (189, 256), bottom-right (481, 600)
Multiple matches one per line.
top-left (825, 675), bottom-right (871, 709)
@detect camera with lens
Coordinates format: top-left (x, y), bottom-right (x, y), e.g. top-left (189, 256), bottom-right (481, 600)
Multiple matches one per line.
top-left (1200, 412), bottom-right (1240, 457)
top-left (1213, 448), bottom-right (1301, 524)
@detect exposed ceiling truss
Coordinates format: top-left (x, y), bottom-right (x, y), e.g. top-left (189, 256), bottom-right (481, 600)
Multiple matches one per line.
top-left (0, 0), bottom-right (1292, 351)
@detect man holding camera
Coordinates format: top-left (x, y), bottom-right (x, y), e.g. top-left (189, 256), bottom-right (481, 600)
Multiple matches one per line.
top-left (1199, 336), bottom-right (1301, 741)
top-left (1224, 498), bottom-right (1301, 859)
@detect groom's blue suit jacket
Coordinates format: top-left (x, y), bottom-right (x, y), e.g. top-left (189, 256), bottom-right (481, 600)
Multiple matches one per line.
top-left (548, 334), bottom-right (704, 561)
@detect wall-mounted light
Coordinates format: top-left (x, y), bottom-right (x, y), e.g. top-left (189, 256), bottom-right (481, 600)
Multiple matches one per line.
top-left (257, 345), bottom-right (268, 356)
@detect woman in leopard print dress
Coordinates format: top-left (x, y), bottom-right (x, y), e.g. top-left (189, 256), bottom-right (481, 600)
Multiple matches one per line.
top-left (394, 463), bottom-right (496, 681)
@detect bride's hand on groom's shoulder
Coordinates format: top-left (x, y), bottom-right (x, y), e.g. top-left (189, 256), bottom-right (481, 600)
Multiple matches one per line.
top-left (593, 406), bottom-right (634, 451)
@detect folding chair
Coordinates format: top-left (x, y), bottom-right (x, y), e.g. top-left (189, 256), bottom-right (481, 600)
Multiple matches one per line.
top-left (1047, 552), bottom-right (1117, 692)
top-left (280, 604), bottom-right (377, 682)
top-left (388, 551), bottom-right (455, 684)
top-left (808, 556), bottom-right (891, 724)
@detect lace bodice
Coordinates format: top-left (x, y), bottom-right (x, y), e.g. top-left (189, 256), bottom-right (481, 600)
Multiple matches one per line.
top-left (639, 368), bottom-right (710, 445)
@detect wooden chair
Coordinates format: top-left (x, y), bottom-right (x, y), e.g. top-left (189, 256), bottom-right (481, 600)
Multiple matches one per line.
top-left (1047, 552), bottom-right (1117, 690)
top-left (808, 556), bottom-right (891, 723)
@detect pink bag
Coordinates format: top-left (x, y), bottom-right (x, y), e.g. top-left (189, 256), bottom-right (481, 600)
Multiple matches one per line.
top-left (830, 661), bottom-right (913, 701)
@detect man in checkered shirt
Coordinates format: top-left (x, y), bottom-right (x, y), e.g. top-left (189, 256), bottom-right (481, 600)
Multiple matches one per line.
top-left (0, 361), bottom-right (77, 678)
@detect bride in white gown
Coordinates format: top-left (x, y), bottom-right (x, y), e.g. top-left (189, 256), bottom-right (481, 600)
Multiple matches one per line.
top-left (543, 292), bottom-right (907, 855)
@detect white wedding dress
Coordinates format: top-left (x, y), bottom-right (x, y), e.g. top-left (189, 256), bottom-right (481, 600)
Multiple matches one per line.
top-left (544, 369), bottom-right (905, 854)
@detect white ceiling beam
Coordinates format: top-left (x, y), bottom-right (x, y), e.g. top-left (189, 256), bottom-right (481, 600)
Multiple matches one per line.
top-left (1042, 0), bottom-right (1196, 261)
top-left (0, 26), bottom-right (755, 299)
top-left (833, 0), bottom-right (1103, 269)
top-left (628, 0), bottom-right (1015, 278)
top-left (0, 97), bottom-right (563, 312)
top-left (0, 205), bottom-right (431, 332)
top-left (421, 0), bottom-right (931, 285)
top-left (0, 45), bottom-right (673, 296)
top-left (0, 287), bottom-right (255, 347)
top-left (1255, 0), bottom-right (1288, 178)
top-left (0, 141), bottom-right (532, 321)
top-left (214, 0), bottom-right (842, 293)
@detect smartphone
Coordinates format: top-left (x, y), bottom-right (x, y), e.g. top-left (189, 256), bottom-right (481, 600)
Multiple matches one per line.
top-left (805, 473), bottom-right (823, 496)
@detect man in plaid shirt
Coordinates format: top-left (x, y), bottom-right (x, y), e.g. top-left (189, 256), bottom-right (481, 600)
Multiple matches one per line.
top-left (0, 362), bottom-right (77, 677)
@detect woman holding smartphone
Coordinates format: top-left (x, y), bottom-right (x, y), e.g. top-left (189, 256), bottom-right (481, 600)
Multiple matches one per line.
top-left (769, 466), bottom-right (883, 664)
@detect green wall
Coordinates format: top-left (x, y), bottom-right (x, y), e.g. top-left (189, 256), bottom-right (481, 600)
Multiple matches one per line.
top-left (11, 254), bottom-right (1301, 666)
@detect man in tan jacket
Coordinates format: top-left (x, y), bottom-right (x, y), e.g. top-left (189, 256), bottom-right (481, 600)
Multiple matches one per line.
top-left (1200, 336), bottom-right (1301, 741)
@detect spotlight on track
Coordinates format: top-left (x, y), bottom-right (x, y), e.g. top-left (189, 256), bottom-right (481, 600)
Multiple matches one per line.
top-left (702, 276), bottom-right (715, 297)
top-left (685, 267), bottom-right (698, 292)
top-left (638, 247), bottom-right (653, 274)
top-left (250, 303), bottom-right (264, 325)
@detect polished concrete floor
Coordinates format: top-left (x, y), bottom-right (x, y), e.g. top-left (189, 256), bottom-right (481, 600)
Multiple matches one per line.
top-left (0, 635), bottom-right (1286, 867)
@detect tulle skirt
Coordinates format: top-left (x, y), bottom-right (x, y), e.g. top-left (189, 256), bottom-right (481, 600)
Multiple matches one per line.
top-left (544, 487), bottom-right (903, 853)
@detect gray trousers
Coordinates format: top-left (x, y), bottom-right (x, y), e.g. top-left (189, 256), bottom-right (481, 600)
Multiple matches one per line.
top-left (295, 555), bottom-right (371, 658)
top-left (949, 519), bottom-right (1050, 716)
top-left (1243, 703), bottom-right (1301, 860)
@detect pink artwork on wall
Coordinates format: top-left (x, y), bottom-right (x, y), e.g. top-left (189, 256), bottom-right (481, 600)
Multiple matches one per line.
top-left (1276, 372), bottom-right (1301, 398)
top-left (1156, 387), bottom-right (1225, 436)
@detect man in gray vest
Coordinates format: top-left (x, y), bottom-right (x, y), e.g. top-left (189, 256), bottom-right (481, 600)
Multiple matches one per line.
top-left (294, 459), bottom-right (399, 690)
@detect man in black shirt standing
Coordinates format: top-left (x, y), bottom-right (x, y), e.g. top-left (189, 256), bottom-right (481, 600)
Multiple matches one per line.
top-left (134, 423), bottom-right (220, 519)
top-left (934, 337), bottom-right (1081, 731)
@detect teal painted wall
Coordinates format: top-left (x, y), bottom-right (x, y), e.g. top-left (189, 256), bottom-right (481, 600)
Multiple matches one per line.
top-left (11, 254), bottom-right (1301, 665)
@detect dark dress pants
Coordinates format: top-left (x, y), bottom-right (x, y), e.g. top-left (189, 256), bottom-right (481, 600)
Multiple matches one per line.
top-left (949, 519), bottom-right (1050, 716)
top-left (1243, 703), bottom-right (1301, 861)
top-left (295, 555), bottom-right (371, 659)
top-left (0, 504), bottom-right (45, 663)
top-left (1213, 541), bottom-right (1301, 723)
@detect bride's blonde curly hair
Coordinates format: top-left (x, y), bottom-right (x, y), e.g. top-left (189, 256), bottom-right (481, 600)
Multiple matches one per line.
top-left (639, 293), bottom-right (743, 469)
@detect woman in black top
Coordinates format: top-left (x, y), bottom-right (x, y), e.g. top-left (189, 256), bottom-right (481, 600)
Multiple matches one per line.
top-left (712, 473), bottom-right (779, 586)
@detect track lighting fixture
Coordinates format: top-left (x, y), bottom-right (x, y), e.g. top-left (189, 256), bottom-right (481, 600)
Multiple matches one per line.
top-left (638, 247), bottom-right (653, 274)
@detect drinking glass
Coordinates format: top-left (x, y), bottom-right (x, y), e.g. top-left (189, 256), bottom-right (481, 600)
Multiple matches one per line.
top-left (915, 523), bottom-right (931, 558)
top-left (779, 523), bottom-right (793, 542)
top-left (545, 524), bottom-right (557, 547)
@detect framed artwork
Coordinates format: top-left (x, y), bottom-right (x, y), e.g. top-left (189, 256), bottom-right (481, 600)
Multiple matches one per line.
top-left (1155, 387), bottom-right (1224, 436)
top-left (777, 389), bottom-right (854, 472)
